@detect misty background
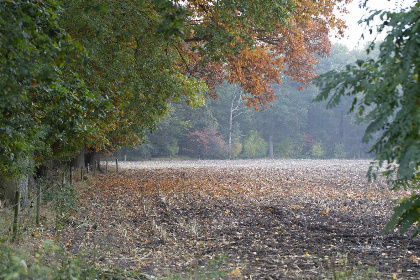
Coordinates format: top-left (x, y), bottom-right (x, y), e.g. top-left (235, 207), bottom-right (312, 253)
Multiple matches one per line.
top-left (119, 44), bottom-right (376, 160)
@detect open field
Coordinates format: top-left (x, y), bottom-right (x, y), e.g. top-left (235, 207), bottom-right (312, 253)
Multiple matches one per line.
top-left (61, 159), bottom-right (420, 279)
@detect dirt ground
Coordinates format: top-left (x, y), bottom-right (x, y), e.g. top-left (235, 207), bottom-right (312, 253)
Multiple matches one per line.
top-left (60, 159), bottom-right (420, 279)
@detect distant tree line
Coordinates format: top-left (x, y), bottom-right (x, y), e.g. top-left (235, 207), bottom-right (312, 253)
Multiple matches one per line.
top-left (123, 45), bottom-right (374, 160)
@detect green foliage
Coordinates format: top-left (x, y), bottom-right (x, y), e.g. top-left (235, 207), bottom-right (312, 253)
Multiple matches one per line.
top-left (275, 137), bottom-right (303, 158)
top-left (383, 194), bottom-right (420, 237)
top-left (60, 0), bottom-right (207, 151)
top-left (244, 130), bottom-right (268, 159)
top-left (315, 2), bottom-right (420, 234)
top-left (310, 142), bottom-right (325, 158)
top-left (167, 139), bottom-right (180, 158)
top-left (230, 142), bottom-right (243, 159)
top-left (321, 253), bottom-right (381, 279)
top-left (334, 143), bottom-right (346, 159)
top-left (0, 240), bottom-right (151, 280)
top-left (0, 240), bottom-right (98, 280)
top-left (163, 255), bottom-right (226, 280)
top-left (42, 180), bottom-right (77, 217)
top-left (0, 0), bottom-right (100, 177)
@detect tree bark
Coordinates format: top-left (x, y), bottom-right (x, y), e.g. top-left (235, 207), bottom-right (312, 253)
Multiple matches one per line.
top-left (0, 175), bottom-right (29, 207)
top-left (85, 150), bottom-right (104, 173)
top-left (228, 106), bottom-right (233, 159)
top-left (71, 149), bottom-right (85, 169)
top-left (268, 132), bottom-right (274, 158)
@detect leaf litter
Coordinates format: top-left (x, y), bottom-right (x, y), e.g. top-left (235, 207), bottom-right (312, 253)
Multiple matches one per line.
top-left (59, 159), bottom-right (420, 279)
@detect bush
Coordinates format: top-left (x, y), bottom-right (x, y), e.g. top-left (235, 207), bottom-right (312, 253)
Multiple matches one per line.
top-left (243, 130), bottom-right (268, 159)
top-left (334, 143), bottom-right (346, 159)
top-left (275, 138), bottom-right (303, 158)
top-left (184, 127), bottom-right (227, 159)
top-left (311, 142), bottom-right (325, 158)
top-left (167, 139), bottom-right (180, 158)
top-left (230, 141), bottom-right (243, 159)
top-left (0, 240), bottom-right (98, 280)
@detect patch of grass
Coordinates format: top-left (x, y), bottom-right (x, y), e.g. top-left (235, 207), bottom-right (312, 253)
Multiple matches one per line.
top-left (162, 255), bottom-right (226, 280)
top-left (0, 240), bottom-right (153, 280)
top-left (0, 239), bottom-right (98, 280)
top-left (321, 254), bottom-right (383, 280)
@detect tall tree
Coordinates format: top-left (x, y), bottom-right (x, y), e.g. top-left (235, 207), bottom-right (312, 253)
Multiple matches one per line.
top-left (0, 0), bottom-right (101, 201)
top-left (60, 0), bottom-right (206, 163)
top-left (175, 0), bottom-right (350, 109)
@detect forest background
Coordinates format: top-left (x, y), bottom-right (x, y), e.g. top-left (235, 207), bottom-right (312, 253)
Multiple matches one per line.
top-left (123, 44), bottom-right (372, 161)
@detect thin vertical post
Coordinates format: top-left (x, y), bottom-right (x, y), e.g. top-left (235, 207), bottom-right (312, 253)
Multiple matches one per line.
top-left (69, 166), bottom-right (73, 185)
top-left (116, 158), bottom-right (119, 174)
top-left (36, 184), bottom-right (41, 226)
top-left (124, 155), bottom-right (127, 162)
top-left (80, 166), bottom-right (84, 181)
top-left (62, 171), bottom-right (66, 185)
top-left (87, 163), bottom-right (90, 175)
top-left (13, 190), bottom-right (21, 239)
top-left (94, 161), bottom-right (97, 177)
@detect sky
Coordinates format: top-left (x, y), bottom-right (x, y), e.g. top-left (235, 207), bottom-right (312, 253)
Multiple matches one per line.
top-left (331, 0), bottom-right (415, 50)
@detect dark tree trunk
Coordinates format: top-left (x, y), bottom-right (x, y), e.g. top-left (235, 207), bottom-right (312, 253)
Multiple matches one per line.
top-left (71, 149), bottom-right (85, 169)
top-left (0, 175), bottom-right (29, 207)
top-left (85, 150), bottom-right (103, 173)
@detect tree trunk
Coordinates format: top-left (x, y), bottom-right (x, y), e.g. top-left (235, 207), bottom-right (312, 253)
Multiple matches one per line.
top-left (0, 175), bottom-right (29, 207)
top-left (86, 151), bottom-right (103, 172)
top-left (268, 132), bottom-right (274, 158)
top-left (228, 107), bottom-right (233, 159)
top-left (71, 149), bottom-right (85, 169)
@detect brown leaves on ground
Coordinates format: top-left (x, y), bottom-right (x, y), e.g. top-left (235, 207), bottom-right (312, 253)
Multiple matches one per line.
top-left (60, 160), bottom-right (420, 279)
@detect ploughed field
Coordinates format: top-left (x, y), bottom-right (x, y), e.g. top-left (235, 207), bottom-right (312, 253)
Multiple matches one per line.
top-left (61, 159), bottom-right (420, 279)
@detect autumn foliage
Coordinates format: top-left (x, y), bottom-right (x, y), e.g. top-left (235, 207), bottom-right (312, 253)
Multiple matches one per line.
top-left (176, 0), bottom-right (350, 109)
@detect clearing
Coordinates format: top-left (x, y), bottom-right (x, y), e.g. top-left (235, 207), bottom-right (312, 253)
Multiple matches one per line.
top-left (61, 159), bottom-right (420, 279)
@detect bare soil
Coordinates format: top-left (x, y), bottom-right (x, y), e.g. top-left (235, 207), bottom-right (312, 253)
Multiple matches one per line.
top-left (60, 159), bottom-right (420, 279)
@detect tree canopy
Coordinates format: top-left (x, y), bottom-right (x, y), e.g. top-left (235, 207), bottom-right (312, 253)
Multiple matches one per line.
top-left (174, 0), bottom-right (349, 108)
top-left (0, 0), bottom-right (101, 176)
top-left (1, 0), bottom-right (349, 181)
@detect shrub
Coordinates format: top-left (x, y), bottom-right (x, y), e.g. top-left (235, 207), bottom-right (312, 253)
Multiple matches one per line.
top-left (167, 139), bottom-right (180, 158)
top-left (311, 142), bottom-right (325, 158)
top-left (184, 127), bottom-right (227, 159)
top-left (334, 143), bottom-right (346, 159)
top-left (243, 130), bottom-right (268, 159)
top-left (230, 141), bottom-right (243, 159)
top-left (0, 240), bottom-right (98, 280)
top-left (275, 138), bottom-right (303, 158)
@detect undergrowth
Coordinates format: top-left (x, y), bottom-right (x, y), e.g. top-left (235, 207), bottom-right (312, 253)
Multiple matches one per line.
top-left (162, 255), bottom-right (226, 280)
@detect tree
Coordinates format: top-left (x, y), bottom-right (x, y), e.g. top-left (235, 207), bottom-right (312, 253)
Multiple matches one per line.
top-left (60, 0), bottom-right (206, 158)
top-left (61, 0), bottom-right (350, 161)
top-left (0, 0), bottom-right (102, 201)
top-left (174, 0), bottom-right (349, 109)
top-left (1, 0), bottom-right (352, 198)
top-left (211, 82), bottom-right (247, 159)
top-left (315, 2), bottom-right (420, 235)
top-left (244, 130), bottom-right (268, 159)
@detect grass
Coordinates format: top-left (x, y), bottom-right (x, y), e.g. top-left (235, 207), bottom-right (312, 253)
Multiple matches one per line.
top-left (320, 254), bottom-right (384, 280)
top-left (162, 255), bottom-right (226, 280)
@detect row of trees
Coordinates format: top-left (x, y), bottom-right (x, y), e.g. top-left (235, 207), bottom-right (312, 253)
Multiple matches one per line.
top-left (2, 0), bottom-right (418, 236)
top-left (126, 44), bottom-right (371, 160)
top-left (1, 0), bottom-right (348, 202)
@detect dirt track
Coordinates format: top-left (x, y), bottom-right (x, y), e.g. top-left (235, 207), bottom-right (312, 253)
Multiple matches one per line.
top-left (61, 159), bottom-right (420, 279)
